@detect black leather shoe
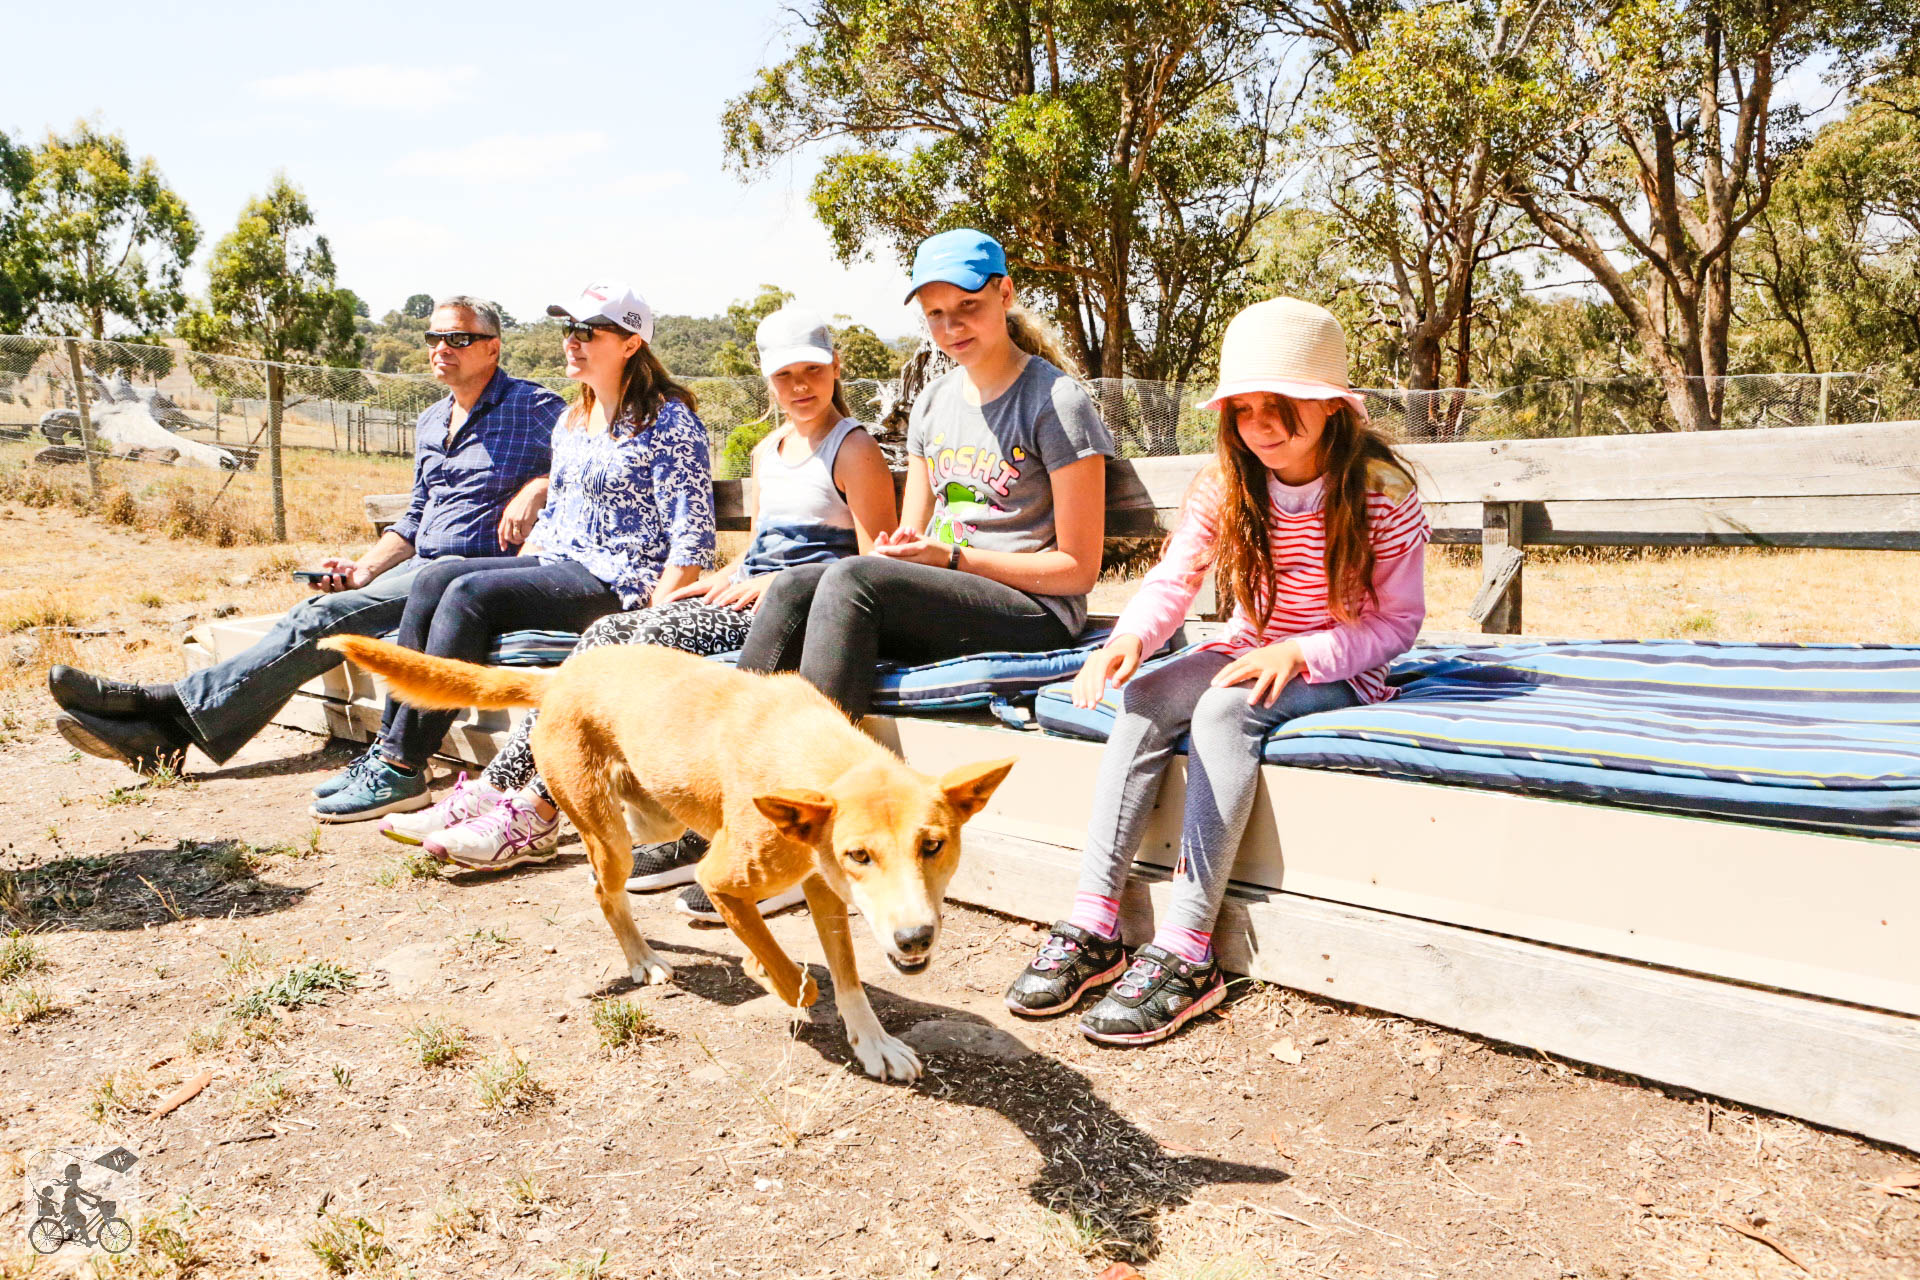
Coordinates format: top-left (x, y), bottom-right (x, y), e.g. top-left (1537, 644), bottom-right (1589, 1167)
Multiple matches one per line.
top-left (48, 666), bottom-right (152, 718)
top-left (55, 709), bottom-right (189, 776)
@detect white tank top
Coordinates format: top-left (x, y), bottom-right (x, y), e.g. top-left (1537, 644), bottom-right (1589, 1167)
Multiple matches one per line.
top-left (738, 417), bottom-right (863, 576)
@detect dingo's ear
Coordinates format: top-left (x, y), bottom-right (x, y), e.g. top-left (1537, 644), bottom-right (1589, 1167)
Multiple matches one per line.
top-left (754, 790), bottom-right (837, 845)
top-left (939, 757), bottom-right (1017, 821)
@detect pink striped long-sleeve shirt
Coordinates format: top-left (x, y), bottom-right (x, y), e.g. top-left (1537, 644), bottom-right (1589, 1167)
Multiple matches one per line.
top-left (1112, 461), bottom-right (1431, 704)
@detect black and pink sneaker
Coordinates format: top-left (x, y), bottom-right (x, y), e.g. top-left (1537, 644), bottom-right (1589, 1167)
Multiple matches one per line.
top-left (1005, 921), bottom-right (1127, 1017)
top-left (1077, 945), bottom-right (1225, 1046)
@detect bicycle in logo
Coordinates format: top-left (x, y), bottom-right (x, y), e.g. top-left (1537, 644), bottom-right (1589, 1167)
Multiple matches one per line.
top-left (29, 1163), bottom-right (133, 1255)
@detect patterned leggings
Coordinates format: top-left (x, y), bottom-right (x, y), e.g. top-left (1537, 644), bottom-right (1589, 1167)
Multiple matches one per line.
top-left (480, 600), bottom-right (755, 801)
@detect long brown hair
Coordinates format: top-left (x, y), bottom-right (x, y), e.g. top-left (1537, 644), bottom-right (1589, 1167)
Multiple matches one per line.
top-left (574, 340), bottom-right (698, 435)
top-left (1208, 397), bottom-right (1413, 625)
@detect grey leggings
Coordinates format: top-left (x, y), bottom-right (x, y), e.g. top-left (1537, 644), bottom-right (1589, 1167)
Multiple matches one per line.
top-left (1078, 648), bottom-right (1359, 934)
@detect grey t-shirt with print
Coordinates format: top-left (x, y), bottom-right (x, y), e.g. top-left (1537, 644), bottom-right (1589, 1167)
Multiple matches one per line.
top-left (906, 356), bottom-right (1114, 633)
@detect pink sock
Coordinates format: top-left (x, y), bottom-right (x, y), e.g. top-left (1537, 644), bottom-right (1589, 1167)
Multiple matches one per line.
top-left (1068, 892), bottom-right (1120, 941)
top-left (1152, 925), bottom-right (1213, 965)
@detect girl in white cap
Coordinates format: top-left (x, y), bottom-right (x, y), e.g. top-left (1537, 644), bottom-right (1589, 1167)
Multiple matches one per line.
top-left (1006, 297), bottom-right (1431, 1046)
top-left (394, 306), bottom-right (898, 882)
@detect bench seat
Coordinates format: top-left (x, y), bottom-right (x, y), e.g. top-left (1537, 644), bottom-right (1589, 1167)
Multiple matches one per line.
top-left (473, 624), bottom-right (1172, 713)
top-left (1034, 639), bottom-right (1920, 841)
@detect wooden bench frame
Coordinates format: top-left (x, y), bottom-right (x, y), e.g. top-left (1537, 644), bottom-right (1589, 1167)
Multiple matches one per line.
top-left (203, 418), bottom-right (1920, 1150)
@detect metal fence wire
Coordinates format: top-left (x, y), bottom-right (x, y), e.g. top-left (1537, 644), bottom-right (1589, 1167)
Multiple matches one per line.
top-left (3, 334), bottom-right (1916, 537)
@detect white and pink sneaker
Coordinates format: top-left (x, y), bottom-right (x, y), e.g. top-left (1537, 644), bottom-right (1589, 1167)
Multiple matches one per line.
top-left (425, 795), bottom-right (561, 872)
top-left (381, 773), bottom-right (500, 846)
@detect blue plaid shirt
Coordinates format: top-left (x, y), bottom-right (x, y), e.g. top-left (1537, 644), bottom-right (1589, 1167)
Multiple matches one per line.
top-left (391, 369), bottom-right (566, 559)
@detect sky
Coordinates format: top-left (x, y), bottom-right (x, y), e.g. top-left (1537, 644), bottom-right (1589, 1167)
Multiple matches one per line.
top-left (2, 1), bottom-right (921, 338)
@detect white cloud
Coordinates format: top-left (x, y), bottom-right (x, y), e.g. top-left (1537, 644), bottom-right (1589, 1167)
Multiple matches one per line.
top-left (388, 132), bottom-right (610, 182)
top-left (252, 64), bottom-right (480, 110)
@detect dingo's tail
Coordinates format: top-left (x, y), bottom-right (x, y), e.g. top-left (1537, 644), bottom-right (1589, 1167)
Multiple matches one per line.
top-left (319, 636), bottom-right (550, 711)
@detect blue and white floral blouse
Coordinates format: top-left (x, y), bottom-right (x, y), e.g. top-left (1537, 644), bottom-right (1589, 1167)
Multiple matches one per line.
top-left (528, 398), bottom-right (716, 608)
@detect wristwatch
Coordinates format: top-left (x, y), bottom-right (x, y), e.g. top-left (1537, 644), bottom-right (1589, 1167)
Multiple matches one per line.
top-left (947, 542), bottom-right (961, 571)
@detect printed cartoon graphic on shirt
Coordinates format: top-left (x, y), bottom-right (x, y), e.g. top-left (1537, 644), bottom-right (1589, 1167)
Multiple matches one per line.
top-left (929, 480), bottom-right (1006, 546)
top-left (925, 432), bottom-right (1022, 545)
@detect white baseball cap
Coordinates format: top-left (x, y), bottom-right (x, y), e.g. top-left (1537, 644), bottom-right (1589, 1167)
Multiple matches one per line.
top-left (547, 281), bottom-right (654, 343)
top-left (755, 306), bottom-right (836, 376)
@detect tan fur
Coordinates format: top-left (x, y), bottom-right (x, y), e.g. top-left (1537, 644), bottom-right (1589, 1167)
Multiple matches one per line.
top-left (317, 634), bottom-right (1014, 1083)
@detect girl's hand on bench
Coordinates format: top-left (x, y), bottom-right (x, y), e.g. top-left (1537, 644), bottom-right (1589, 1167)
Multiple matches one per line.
top-left (1211, 640), bottom-right (1307, 707)
top-left (1072, 634), bottom-right (1145, 708)
top-left (665, 571), bottom-right (766, 611)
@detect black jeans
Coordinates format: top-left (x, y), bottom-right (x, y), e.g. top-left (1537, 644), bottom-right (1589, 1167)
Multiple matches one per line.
top-left (737, 557), bottom-right (1074, 720)
top-left (378, 556), bottom-right (620, 766)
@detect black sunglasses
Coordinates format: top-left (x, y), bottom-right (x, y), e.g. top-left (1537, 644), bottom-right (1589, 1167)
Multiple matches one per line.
top-left (424, 330), bottom-right (495, 349)
top-left (559, 319), bottom-right (622, 343)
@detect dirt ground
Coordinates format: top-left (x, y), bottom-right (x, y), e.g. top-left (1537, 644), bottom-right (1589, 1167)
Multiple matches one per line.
top-left (1, 505), bottom-right (1918, 1279)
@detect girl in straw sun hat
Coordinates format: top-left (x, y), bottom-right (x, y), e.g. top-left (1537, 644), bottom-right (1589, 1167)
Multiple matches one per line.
top-left (1005, 296), bottom-right (1431, 1046)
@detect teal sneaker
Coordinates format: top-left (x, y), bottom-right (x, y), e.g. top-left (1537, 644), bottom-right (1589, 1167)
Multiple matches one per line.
top-left (313, 745), bottom-right (382, 800)
top-left (310, 756), bottom-right (431, 823)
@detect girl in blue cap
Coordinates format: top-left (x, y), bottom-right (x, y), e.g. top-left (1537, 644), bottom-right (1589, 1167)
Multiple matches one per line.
top-left (736, 228), bottom-right (1113, 722)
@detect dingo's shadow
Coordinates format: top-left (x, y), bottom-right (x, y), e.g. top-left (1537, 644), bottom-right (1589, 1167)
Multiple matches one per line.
top-left (622, 940), bottom-right (1286, 1262)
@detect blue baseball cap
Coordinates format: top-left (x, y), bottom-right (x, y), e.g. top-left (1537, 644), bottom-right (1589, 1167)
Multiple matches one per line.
top-left (904, 228), bottom-right (1009, 303)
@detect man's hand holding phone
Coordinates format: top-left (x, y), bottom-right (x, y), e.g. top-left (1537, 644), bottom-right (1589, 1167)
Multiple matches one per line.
top-left (306, 557), bottom-right (371, 593)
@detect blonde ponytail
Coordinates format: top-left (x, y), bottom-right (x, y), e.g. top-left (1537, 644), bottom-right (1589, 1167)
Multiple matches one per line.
top-left (1005, 299), bottom-right (1081, 378)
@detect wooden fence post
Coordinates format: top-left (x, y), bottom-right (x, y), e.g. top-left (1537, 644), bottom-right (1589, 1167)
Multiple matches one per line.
top-left (1474, 501), bottom-right (1527, 635)
top-left (267, 363), bottom-right (287, 542)
top-left (62, 338), bottom-right (101, 501)
top-left (1569, 377), bottom-right (1584, 436)
top-left (1816, 373), bottom-right (1831, 426)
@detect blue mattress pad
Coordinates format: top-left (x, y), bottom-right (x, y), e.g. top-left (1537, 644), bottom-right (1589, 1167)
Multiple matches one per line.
top-left (1032, 639), bottom-right (1920, 840)
top-left (409, 625), bottom-right (1158, 714)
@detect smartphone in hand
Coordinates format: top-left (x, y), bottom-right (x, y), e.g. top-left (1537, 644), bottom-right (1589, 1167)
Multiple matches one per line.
top-left (291, 570), bottom-right (330, 585)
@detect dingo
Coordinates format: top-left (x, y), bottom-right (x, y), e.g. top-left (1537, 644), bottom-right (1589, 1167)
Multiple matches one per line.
top-left (321, 635), bottom-right (1013, 1082)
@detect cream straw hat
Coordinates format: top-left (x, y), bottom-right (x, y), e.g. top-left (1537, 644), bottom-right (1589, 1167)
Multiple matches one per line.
top-left (1198, 296), bottom-right (1368, 422)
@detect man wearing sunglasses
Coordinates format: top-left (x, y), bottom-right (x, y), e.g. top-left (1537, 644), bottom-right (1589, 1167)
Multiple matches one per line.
top-left (49, 296), bottom-right (566, 778)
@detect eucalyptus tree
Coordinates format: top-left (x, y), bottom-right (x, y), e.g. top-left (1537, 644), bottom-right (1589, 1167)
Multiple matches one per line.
top-left (724, 0), bottom-right (1293, 398)
top-left (15, 122), bottom-right (198, 340)
top-left (1503, 0), bottom-right (1908, 429)
top-left (178, 174), bottom-right (363, 368)
top-left (1281, 0), bottom-right (1562, 405)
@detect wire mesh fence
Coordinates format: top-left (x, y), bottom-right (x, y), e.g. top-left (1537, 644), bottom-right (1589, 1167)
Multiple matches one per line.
top-left (3, 334), bottom-right (1916, 543)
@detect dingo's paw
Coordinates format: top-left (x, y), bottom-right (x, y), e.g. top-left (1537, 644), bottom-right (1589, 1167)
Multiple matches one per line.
top-left (631, 957), bottom-right (674, 986)
top-left (849, 1028), bottom-right (921, 1083)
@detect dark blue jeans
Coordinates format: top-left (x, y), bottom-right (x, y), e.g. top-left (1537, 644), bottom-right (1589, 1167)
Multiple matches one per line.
top-left (175, 556), bottom-right (439, 764)
top-left (736, 557), bottom-right (1073, 720)
top-left (377, 556), bottom-right (620, 767)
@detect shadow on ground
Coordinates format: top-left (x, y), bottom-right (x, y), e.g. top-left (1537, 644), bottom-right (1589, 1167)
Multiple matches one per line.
top-left (596, 935), bottom-right (1288, 1263)
top-left (0, 838), bottom-right (314, 932)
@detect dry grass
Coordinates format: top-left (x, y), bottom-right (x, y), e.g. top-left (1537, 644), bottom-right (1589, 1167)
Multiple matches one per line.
top-left (0, 440), bottom-right (411, 549)
top-left (1421, 543), bottom-right (1920, 642)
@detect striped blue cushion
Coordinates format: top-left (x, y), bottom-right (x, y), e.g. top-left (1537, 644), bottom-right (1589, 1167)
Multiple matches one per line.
top-left (381, 629), bottom-right (584, 668)
top-left (1034, 640), bottom-right (1920, 839)
top-left (709, 627), bottom-right (1133, 712)
top-left (472, 625), bottom-right (1136, 710)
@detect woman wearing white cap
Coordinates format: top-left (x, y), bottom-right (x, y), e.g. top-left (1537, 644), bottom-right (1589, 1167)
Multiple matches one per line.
top-left (391, 305), bottom-right (898, 879)
top-left (313, 281), bottom-right (716, 824)
top-left (1005, 297), bottom-right (1431, 1047)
